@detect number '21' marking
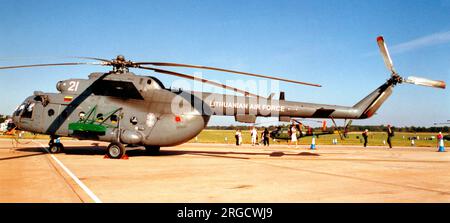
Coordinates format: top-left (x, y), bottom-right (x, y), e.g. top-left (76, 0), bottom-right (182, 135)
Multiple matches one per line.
top-left (68, 81), bottom-right (80, 92)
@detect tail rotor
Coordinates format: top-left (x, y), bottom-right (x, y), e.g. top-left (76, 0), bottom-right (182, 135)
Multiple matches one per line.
top-left (376, 36), bottom-right (446, 89)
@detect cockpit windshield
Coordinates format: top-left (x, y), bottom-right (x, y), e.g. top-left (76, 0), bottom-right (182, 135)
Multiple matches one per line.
top-left (14, 103), bottom-right (26, 116)
top-left (14, 102), bottom-right (35, 118)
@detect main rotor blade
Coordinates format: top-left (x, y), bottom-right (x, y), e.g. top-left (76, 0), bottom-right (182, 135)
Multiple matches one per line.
top-left (0, 62), bottom-right (105, 70)
top-left (70, 56), bottom-right (111, 63)
top-left (135, 62), bottom-right (322, 87)
top-left (404, 76), bottom-right (446, 89)
top-left (137, 66), bottom-right (260, 97)
top-left (376, 36), bottom-right (397, 75)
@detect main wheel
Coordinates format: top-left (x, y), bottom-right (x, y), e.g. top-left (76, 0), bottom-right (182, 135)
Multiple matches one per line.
top-left (49, 143), bottom-right (64, 154)
top-left (106, 142), bottom-right (126, 159)
top-left (145, 145), bottom-right (160, 155)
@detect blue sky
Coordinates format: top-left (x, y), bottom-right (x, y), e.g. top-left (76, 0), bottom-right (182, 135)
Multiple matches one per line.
top-left (0, 0), bottom-right (449, 127)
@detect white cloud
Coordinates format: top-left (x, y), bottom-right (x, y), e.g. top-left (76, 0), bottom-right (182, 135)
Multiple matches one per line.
top-left (364, 31), bottom-right (450, 57)
top-left (390, 31), bottom-right (450, 54)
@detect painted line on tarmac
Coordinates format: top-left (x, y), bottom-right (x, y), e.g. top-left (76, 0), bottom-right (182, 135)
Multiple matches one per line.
top-left (36, 142), bottom-right (102, 203)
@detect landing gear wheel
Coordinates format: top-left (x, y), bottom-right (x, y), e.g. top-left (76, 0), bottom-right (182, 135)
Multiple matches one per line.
top-left (49, 143), bottom-right (64, 154)
top-left (145, 145), bottom-right (160, 155)
top-left (107, 142), bottom-right (126, 159)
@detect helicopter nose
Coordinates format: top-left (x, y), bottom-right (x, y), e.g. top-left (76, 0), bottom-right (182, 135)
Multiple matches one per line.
top-left (6, 121), bottom-right (16, 131)
top-left (8, 116), bottom-right (18, 131)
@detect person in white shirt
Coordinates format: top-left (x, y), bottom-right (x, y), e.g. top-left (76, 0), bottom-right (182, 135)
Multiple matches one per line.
top-left (238, 130), bottom-right (242, 145)
top-left (289, 124), bottom-right (298, 148)
top-left (251, 127), bottom-right (258, 146)
top-left (235, 130), bottom-right (240, 146)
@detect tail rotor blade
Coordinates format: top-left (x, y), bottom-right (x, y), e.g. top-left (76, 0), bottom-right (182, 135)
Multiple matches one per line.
top-left (404, 76), bottom-right (446, 89)
top-left (377, 36), bottom-right (446, 90)
top-left (377, 36), bottom-right (397, 75)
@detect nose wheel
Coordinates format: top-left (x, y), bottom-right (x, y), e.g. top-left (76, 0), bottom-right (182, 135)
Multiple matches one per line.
top-left (106, 142), bottom-right (126, 159)
top-left (48, 137), bottom-right (64, 154)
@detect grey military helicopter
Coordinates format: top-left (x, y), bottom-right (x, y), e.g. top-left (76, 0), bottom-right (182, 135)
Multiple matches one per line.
top-left (1, 36), bottom-right (445, 158)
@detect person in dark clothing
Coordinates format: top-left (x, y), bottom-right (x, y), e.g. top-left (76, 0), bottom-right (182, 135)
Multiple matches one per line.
top-left (262, 128), bottom-right (270, 146)
top-left (386, 125), bottom-right (394, 148)
top-left (362, 129), bottom-right (369, 147)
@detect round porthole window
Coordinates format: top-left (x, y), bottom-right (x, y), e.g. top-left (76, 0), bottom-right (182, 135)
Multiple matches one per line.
top-left (48, 109), bottom-right (55, 117)
top-left (79, 111), bottom-right (86, 120)
top-left (130, 116), bottom-right (138, 125)
top-left (96, 113), bottom-right (104, 122)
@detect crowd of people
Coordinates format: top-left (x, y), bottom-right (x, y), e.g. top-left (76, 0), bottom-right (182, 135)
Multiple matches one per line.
top-left (235, 124), bottom-right (395, 149)
top-left (233, 124), bottom-right (445, 152)
top-left (235, 127), bottom-right (271, 147)
top-left (236, 123), bottom-right (300, 148)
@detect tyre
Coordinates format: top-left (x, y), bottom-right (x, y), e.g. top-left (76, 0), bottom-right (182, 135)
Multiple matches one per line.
top-left (49, 143), bottom-right (63, 154)
top-left (106, 142), bottom-right (126, 159)
top-left (145, 145), bottom-right (160, 155)
top-left (56, 143), bottom-right (64, 152)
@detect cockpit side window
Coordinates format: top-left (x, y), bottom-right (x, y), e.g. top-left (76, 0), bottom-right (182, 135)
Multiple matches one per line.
top-left (34, 96), bottom-right (42, 102)
top-left (33, 95), bottom-right (49, 107)
top-left (21, 102), bottom-right (35, 118)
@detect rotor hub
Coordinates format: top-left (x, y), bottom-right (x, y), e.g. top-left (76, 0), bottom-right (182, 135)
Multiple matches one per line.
top-left (388, 73), bottom-right (403, 86)
top-left (111, 55), bottom-right (133, 73)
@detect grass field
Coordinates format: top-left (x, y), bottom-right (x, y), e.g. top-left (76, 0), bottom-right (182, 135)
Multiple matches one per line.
top-left (1, 129), bottom-right (446, 148)
top-left (188, 129), bottom-right (445, 147)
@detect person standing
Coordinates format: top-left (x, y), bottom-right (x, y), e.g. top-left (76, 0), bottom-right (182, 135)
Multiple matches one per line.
top-left (235, 130), bottom-right (240, 146)
top-left (262, 128), bottom-right (270, 146)
top-left (289, 124), bottom-right (298, 148)
top-left (362, 129), bottom-right (369, 147)
top-left (238, 130), bottom-right (242, 145)
top-left (260, 130), bottom-right (265, 145)
top-left (437, 132), bottom-right (445, 152)
top-left (251, 127), bottom-right (257, 146)
top-left (386, 125), bottom-right (394, 148)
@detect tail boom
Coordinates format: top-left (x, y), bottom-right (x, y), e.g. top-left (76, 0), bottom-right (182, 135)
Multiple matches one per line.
top-left (352, 81), bottom-right (394, 119)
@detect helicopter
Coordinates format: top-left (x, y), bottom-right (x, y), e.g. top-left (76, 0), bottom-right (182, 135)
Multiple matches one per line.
top-left (269, 119), bottom-right (352, 142)
top-left (249, 119), bottom-right (335, 142)
top-left (269, 119), bottom-right (332, 141)
top-left (0, 36), bottom-right (446, 158)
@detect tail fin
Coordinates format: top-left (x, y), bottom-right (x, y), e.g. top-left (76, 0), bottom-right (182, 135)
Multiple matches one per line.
top-left (353, 82), bottom-right (394, 119)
